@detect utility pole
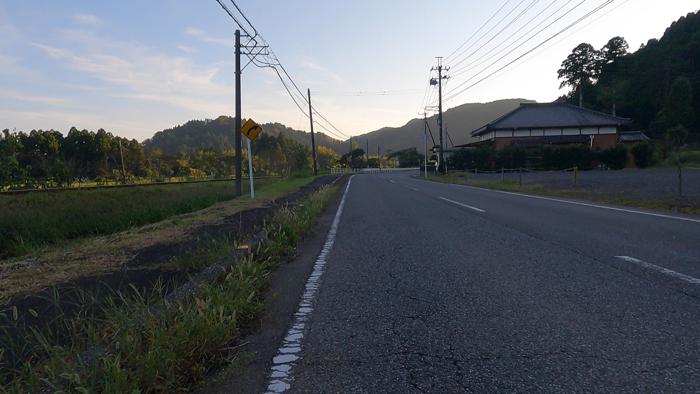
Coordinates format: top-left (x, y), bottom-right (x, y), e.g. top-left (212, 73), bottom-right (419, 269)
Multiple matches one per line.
top-left (366, 139), bottom-right (369, 169)
top-left (118, 139), bottom-right (127, 184)
top-left (235, 29), bottom-right (243, 195)
top-left (423, 113), bottom-right (428, 178)
top-left (377, 145), bottom-right (381, 169)
top-left (307, 88), bottom-right (318, 176)
top-left (431, 57), bottom-right (448, 174)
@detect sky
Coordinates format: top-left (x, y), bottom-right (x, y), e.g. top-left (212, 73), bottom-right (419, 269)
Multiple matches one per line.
top-left (1, 0), bottom-right (698, 141)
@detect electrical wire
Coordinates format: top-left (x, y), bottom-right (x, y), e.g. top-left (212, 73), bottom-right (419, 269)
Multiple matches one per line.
top-left (450, 0), bottom-right (540, 70)
top-left (450, 0), bottom-right (568, 77)
top-left (445, 0), bottom-right (512, 61)
top-left (444, 0), bottom-right (589, 97)
top-left (214, 0), bottom-right (350, 141)
top-left (447, 0), bottom-right (529, 69)
top-left (444, 0), bottom-right (617, 102)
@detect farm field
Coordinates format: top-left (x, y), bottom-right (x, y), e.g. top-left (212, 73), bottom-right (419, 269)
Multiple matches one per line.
top-left (0, 176), bottom-right (322, 302)
top-left (0, 177), bottom-right (307, 259)
top-left (1, 176), bottom-right (344, 391)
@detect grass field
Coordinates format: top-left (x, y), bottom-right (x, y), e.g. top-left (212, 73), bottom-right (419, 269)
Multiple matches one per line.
top-left (0, 177), bottom-right (312, 259)
top-left (1, 182), bottom-right (341, 392)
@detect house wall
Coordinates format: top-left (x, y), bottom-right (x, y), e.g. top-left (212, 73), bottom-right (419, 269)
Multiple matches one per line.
top-left (590, 134), bottom-right (618, 149)
top-left (478, 126), bottom-right (620, 150)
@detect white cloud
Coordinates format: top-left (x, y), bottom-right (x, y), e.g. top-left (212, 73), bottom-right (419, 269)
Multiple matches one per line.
top-left (30, 34), bottom-right (232, 115)
top-left (177, 45), bottom-right (197, 54)
top-left (299, 58), bottom-right (346, 86)
top-left (32, 42), bottom-right (72, 59)
top-left (4, 92), bottom-right (73, 106)
top-left (73, 14), bottom-right (103, 28)
top-left (185, 27), bottom-right (234, 48)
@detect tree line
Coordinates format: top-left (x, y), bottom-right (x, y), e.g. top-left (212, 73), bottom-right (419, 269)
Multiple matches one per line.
top-left (557, 11), bottom-right (699, 148)
top-left (0, 126), bottom-right (339, 189)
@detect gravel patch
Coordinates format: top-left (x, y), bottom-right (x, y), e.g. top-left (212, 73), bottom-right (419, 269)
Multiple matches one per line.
top-left (464, 168), bottom-right (700, 203)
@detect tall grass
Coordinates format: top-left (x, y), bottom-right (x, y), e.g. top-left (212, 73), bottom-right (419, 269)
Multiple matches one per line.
top-left (0, 178), bottom-right (304, 258)
top-left (1, 183), bottom-right (340, 392)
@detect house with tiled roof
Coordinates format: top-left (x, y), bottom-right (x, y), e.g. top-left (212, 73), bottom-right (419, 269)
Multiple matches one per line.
top-left (465, 102), bottom-right (632, 150)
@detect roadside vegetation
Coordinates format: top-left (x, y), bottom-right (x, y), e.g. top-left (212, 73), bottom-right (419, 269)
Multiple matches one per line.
top-left (1, 181), bottom-right (341, 392)
top-left (425, 172), bottom-right (700, 216)
top-left (0, 176), bottom-right (319, 302)
top-left (0, 177), bottom-right (317, 259)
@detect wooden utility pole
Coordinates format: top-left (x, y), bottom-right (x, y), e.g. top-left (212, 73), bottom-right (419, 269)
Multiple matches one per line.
top-left (432, 57), bottom-right (448, 174)
top-left (424, 113), bottom-right (428, 178)
top-left (366, 139), bottom-right (369, 168)
top-left (235, 29), bottom-right (243, 195)
top-left (307, 88), bottom-right (318, 176)
top-left (118, 139), bottom-right (127, 184)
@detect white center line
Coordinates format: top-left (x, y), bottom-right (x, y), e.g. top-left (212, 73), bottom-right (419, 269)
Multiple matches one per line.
top-left (409, 187), bottom-right (419, 192)
top-left (447, 184), bottom-right (700, 224)
top-left (615, 256), bottom-right (700, 285)
top-left (439, 197), bottom-right (486, 213)
top-left (389, 180), bottom-right (396, 184)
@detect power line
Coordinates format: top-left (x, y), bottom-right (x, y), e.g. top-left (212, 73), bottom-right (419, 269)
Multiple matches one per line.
top-left (247, 50), bottom-right (348, 141)
top-left (445, 0), bottom-right (588, 97)
top-left (444, 0), bottom-right (617, 102)
top-left (450, 0), bottom-right (539, 70)
top-left (450, 0), bottom-right (567, 78)
top-left (215, 0), bottom-right (350, 140)
top-left (445, 0), bottom-right (512, 61)
top-left (318, 89), bottom-right (424, 97)
top-left (447, 0), bottom-right (529, 69)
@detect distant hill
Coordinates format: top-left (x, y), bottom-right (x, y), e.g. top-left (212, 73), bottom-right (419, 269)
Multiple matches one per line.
top-left (143, 99), bottom-right (534, 156)
top-left (354, 99), bottom-right (535, 154)
top-left (143, 116), bottom-right (346, 155)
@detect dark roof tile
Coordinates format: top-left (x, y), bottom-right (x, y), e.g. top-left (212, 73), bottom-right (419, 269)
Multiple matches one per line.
top-left (472, 103), bottom-right (631, 136)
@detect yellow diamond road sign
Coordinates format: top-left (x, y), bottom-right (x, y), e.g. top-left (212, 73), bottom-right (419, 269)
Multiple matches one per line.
top-left (241, 119), bottom-right (263, 141)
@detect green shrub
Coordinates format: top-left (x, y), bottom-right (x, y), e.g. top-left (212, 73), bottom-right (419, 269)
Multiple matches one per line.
top-left (681, 150), bottom-right (700, 166)
top-left (540, 145), bottom-right (594, 170)
top-left (597, 144), bottom-right (628, 170)
top-left (447, 147), bottom-right (495, 171)
top-left (495, 146), bottom-right (527, 169)
top-left (631, 142), bottom-right (654, 168)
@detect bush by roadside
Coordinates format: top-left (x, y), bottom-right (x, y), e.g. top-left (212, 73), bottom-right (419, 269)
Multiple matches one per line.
top-left (631, 142), bottom-right (654, 168)
top-left (596, 144), bottom-right (628, 170)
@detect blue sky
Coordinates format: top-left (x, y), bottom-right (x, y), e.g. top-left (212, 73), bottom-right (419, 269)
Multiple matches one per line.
top-left (1, 1), bottom-right (698, 141)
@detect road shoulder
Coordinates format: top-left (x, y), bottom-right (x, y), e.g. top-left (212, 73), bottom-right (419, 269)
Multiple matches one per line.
top-left (199, 177), bottom-right (348, 394)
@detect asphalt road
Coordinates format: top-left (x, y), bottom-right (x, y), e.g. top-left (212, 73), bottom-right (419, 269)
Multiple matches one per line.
top-left (274, 170), bottom-right (700, 393)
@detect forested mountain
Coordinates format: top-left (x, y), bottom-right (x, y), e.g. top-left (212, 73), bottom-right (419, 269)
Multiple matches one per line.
top-left (143, 116), bottom-right (346, 155)
top-left (353, 99), bottom-right (534, 154)
top-left (568, 10), bottom-right (700, 136)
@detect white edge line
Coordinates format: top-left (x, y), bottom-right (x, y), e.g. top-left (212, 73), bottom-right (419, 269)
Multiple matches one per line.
top-left (615, 256), bottom-right (700, 285)
top-left (444, 183), bottom-right (700, 224)
top-left (439, 197), bottom-right (486, 213)
top-left (265, 176), bottom-right (354, 393)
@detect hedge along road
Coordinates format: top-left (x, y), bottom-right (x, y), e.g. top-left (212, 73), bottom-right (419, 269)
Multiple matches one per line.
top-left (269, 170), bottom-right (699, 392)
